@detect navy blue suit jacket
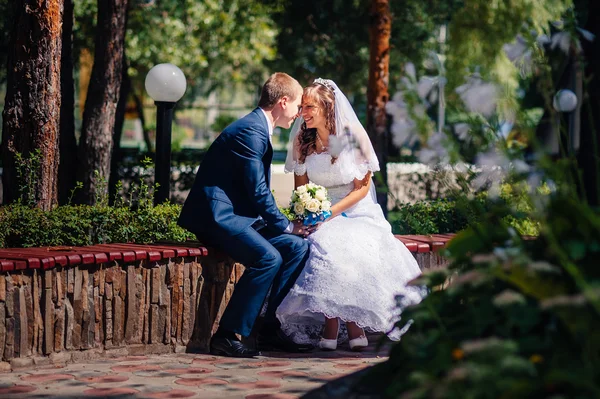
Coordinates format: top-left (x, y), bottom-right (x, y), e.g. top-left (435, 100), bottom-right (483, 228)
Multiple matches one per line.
top-left (178, 108), bottom-right (290, 239)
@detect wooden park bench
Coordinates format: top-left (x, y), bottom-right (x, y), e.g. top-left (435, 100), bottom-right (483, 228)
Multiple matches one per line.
top-left (0, 234), bottom-right (453, 368)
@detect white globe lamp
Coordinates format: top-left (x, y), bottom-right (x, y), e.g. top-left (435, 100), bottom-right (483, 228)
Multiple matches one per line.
top-left (552, 89), bottom-right (578, 113)
top-left (145, 64), bottom-right (187, 205)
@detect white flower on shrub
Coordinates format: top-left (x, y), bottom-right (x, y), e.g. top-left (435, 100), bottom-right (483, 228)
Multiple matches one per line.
top-left (305, 198), bottom-right (320, 213)
top-left (455, 75), bottom-right (499, 117)
top-left (417, 77), bottom-right (436, 100)
top-left (314, 189), bottom-right (327, 201)
top-left (321, 200), bottom-right (331, 212)
top-left (417, 131), bottom-right (450, 165)
top-left (293, 202), bottom-right (305, 216)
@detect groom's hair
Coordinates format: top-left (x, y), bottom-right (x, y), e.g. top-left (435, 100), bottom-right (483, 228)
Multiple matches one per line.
top-left (258, 72), bottom-right (302, 109)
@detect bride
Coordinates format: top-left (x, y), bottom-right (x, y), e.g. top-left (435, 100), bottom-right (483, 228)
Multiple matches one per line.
top-left (276, 78), bottom-right (425, 351)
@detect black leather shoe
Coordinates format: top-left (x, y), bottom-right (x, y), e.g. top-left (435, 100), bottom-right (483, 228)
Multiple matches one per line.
top-left (257, 328), bottom-right (314, 353)
top-left (210, 336), bottom-right (260, 358)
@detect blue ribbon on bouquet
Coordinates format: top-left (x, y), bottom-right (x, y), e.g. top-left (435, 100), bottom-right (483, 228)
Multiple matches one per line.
top-left (303, 210), bottom-right (332, 226)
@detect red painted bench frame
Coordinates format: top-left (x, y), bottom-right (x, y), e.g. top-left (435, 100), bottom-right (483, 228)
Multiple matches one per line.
top-left (0, 235), bottom-right (455, 272)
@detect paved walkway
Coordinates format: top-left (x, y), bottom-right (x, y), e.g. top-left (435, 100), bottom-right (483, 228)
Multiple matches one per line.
top-left (0, 338), bottom-right (387, 399)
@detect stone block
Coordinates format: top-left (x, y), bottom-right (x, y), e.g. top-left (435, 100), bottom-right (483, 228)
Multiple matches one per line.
top-left (0, 275), bottom-right (5, 302)
top-left (126, 344), bottom-right (145, 356)
top-left (49, 351), bottom-right (72, 365)
top-left (64, 299), bottom-right (74, 350)
top-left (24, 284), bottom-right (34, 356)
top-left (32, 270), bottom-right (43, 354)
top-left (113, 296), bottom-right (124, 346)
top-left (54, 303), bottom-right (65, 353)
top-left (43, 285), bottom-right (54, 355)
top-left (0, 361), bottom-right (11, 372)
top-left (104, 347), bottom-right (128, 357)
top-left (149, 304), bottom-right (160, 344)
top-left (144, 343), bottom-right (172, 355)
top-left (32, 356), bottom-right (50, 366)
top-left (10, 357), bottom-right (33, 369)
top-left (0, 304), bottom-right (5, 361)
top-left (4, 318), bottom-right (14, 360)
top-left (151, 267), bottom-right (161, 304)
top-left (99, 268), bottom-right (105, 296)
top-left (71, 348), bottom-right (103, 362)
top-left (67, 267), bottom-right (74, 294)
top-left (125, 266), bottom-right (141, 344)
top-left (19, 287), bottom-right (30, 357)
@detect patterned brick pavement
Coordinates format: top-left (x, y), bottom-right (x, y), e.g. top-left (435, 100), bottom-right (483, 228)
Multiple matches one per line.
top-left (0, 338), bottom-right (388, 399)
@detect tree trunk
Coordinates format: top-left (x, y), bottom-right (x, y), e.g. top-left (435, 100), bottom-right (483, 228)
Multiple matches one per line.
top-left (58, 0), bottom-right (77, 205)
top-left (108, 58), bottom-right (131, 205)
top-left (366, 0), bottom-right (391, 215)
top-left (76, 0), bottom-right (128, 205)
top-left (1, 0), bottom-right (63, 210)
top-left (578, 0), bottom-right (600, 207)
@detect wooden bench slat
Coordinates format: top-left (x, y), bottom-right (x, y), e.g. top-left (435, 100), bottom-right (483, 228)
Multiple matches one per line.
top-left (0, 251), bottom-right (46, 269)
top-left (0, 247), bottom-right (69, 267)
top-left (0, 259), bottom-right (15, 272)
top-left (90, 244), bottom-right (139, 263)
top-left (394, 236), bottom-right (427, 252)
top-left (102, 243), bottom-right (168, 261)
top-left (405, 235), bottom-right (445, 251)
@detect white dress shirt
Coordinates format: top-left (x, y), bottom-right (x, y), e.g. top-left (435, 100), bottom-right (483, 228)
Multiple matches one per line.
top-left (259, 107), bottom-right (294, 234)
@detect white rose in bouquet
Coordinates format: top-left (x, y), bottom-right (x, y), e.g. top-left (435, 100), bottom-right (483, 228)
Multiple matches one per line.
top-left (300, 192), bottom-right (312, 203)
top-left (320, 200), bottom-right (332, 212)
top-left (307, 183), bottom-right (317, 190)
top-left (295, 185), bottom-right (308, 195)
top-left (305, 198), bottom-right (321, 213)
top-left (293, 202), bottom-right (305, 216)
top-left (315, 189), bottom-right (327, 201)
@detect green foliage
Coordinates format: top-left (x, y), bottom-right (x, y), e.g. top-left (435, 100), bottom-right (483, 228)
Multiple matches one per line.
top-left (12, 149), bottom-right (43, 207)
top-left (367, 191), bottom-right (600, 398)
top-left (0, 203), bottom-right (194, 248)
top-left (74, 0), bottom-right (278, 97)
top-left (364, 4), bottom-right (600, 397)
top-left (389, 190), bottom-right (540, 236)
top-left (389, 199), bottom-right (481, 235)
top-left (279, 206), bottom-right (296, 222)
top-left (210, 114), bottom-right (238, 134)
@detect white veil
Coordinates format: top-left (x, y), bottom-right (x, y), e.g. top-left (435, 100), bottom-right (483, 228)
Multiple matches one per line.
top-left (284, 78), bottom-right (380, 182)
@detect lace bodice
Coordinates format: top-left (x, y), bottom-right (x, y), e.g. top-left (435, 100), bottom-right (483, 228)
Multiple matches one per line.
top-left (292, 152), bottom-right (374, 203)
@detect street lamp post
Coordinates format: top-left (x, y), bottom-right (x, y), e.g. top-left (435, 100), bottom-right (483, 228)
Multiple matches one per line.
top-left (145, 63), bottom-right (187, 205)
top-left (553, 89), bottom-right (578, 155)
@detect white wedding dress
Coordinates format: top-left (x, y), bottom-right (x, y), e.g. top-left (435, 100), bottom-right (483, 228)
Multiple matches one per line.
top-left (276, 151), bottom-right (425, 344)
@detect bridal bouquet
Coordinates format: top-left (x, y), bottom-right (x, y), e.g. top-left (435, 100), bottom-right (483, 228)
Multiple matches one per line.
top-left (289, 183), bottom-right (332, 226)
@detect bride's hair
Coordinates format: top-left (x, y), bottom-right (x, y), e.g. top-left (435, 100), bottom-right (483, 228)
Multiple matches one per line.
top-left (297, 83), bottom-right (337, 164)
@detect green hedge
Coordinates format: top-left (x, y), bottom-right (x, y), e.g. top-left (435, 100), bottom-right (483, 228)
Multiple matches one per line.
top-left (0, 197), bottom-right (538, 248)
top-left (389, 197), bottom-right (539, 236)
top-left (0, 204), bottom-right (194, 248)
top-left (389, 199), bottom-right (481, 235)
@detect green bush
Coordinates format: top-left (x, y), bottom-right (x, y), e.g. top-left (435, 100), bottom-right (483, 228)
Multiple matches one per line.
top-left (0, 203), bottom-right (194, 248)
top-left (389, 195), bottom-right (539, 236)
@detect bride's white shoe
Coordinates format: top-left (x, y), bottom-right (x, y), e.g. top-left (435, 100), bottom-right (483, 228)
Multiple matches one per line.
top-left (318, 319), bottom-right (340, 351)
top-left (348, 334), bottom-right (368, 351)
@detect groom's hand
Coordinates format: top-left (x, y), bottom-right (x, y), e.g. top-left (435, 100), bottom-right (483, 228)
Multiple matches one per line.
top-left (291, 220), bottom-right (312, 237)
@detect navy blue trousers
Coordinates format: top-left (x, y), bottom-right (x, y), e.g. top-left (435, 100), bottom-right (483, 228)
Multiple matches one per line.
top-left (203, 225), bottom-right (309, 337)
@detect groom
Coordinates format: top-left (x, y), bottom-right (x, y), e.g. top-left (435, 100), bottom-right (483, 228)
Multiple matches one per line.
top-left (178, 72), bottom-right (312, 357)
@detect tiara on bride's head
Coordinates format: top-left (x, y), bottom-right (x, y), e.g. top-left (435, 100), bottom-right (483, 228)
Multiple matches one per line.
top-left (314, 78), bottom-right (335, 93)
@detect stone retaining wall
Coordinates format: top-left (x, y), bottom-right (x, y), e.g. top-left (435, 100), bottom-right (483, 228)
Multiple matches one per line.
top-left (0, 252), bottom-right (243, 370)
top-left (0, 248), bottom-right (447, 370)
